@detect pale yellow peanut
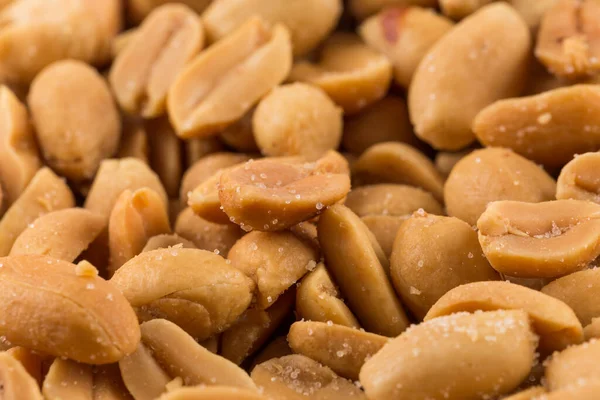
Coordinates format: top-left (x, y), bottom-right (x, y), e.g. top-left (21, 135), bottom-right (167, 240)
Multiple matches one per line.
top-left (0, 86), bottom-right (41, 207)
top-left (0, 255), bottom-right (140, 364)
top-left (110, 4), bottom-right (204, 118)
top-left (158, 386), bottom-right (268, 400)
top-left (142, 233), bottom-right (196, 252)
top-left (545, 339), bottom-right (600, 390)
top-left (362, 214), bottom-right (408, 257)
top-left (145, 118), bottom-right (184, 199)
top-left (126, 0), bottom-right (212, 24)
top-left (477, 200), bottom-right (600, 278)
top-left (220, 109), bottom-right (259, 153)
top-left (557, 152), bottom-right (600, 203)
top-left (360, 310), bottom-right (537, 400)
top-left (175, 207), bottom-right (242, 256)
top-left (110, 248), bottom-right (254, 340)
top-left (349, 0), bottom-right (437, 20)
top-left (0, 352), bottom-right (42, 400)
top-left (288, 321), bottom-right (389, 380)
top-left (345, 184), bottom-right (443, 217)
top-left (168, 17), bottom-right (292, 138)
top-left (117, 117), bottom-right (149, 164)
top-left (10, 208), bottom-right (105, 262)
top-left (584, 317), bottom-right (600, 340)
top-left (409, 3), bottom-right (530, 150)
top-left (425, 281), bottom-right (583, 353)
top-left (0, 167), bottom-right (74, 256)
top-left (28, 60), bottom-right (121, 182)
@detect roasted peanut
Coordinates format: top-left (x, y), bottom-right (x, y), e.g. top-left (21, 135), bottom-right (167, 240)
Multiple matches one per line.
top-left (220, 109), bottom-right (259, 153)
top-left (345, 184), bottom-right (443, 217)
top-left (477, 200), bottom-right (600, 278)
top-left (126, 0), bottom-right (212, 25)
top-left (434, 148), bottom-right (473, 177)
top-left (146, 117), bottom-right (184, 198)
top-left (111, 28), bottom-right (138, 59)
top-left (511, 0), bottom-right (559, 31)
top-left (168, 17), bottom-right (292, 138)
top-left (5, 347), bottom-right (44, 385)
top-left (440, 0), bottom-right (493, 19)
top-left (445, 147), bottom-right (557, 226)
top-left (361, 215), bottom-right (408, 257)
top-left (409, 3), bottom-right (530, 150)
top-left (541, 381), bottom-right (600, 400)
top-left (249, 336), bottom-right (292, 370)
top-left (349, 0), bottom-right (437, 20)
top-left (359, 7), bottom-right (454, 88)
top-left (545, 338), bottom-right (600, 391)
top-left (184, 137), bottom-right (225, 167)
top-left (0, 352), bottom-right (42, 400)
top-left (557, 152), bottom-right (600, 203)
top-left (501, 387), bottom-right (547, 400)
top-left (110, 4), bottom-right (204, 118)
top-left (158, 386), bottom-right (268, 400)
top-left (584, 317), bottom-right (600, 340)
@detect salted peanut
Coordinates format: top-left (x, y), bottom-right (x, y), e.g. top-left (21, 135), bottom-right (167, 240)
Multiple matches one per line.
top-left (391, 213), bottom-right (500, 319)
top-left (477, 200), bottom-right (600, 278)
top-left (5, 347), bottom-right (44, 385)
top-left (108, 188), bottom-right (171, 274)
top-left (473, 85), bottom-right (600, 168)
top-left (409, 3), bottom-right (530, 150)
top-left (318, 204), bottom-right (409, 336)
top-left (345, 184), bottom-right (443, 218)
top-left (288, 321), bottom-right (389, 380)
top-left (352, 142), bottom-right (445, 202)
top-left (541, 268), bottom-right (600, 326)
top-left (253, 84), bottom-right (343, 159)
top-left (159, 386), bottom-right (267, 400)
top-left (0, 353), bottom-right (42, 400)
top-left (10, 208), bottom-right (105, 262)
top-left (434, 149), bottom-right (472, 177)
top-left (0, 86), bottom-right (41, 206)
top-left (127, 0), bottom-right (212, 24)
top-left (143, 234), bottom-right (196, 252)
top-left (111, 248), bottom-right (254, 340)
top-left (545, 339), bottom-right (600, 390)
top-left (145, 117), bottom-right (183, 198)
top-left (249, 336), bottom-right (292, 370)
top-left (221, 289), bottom-right (294, 365)
top-left (252, 355), bottom-right (366, 400)
top-left (118, 118), bottom-right (149, 164)
top-left (296, 264), bottom-right (360, 328)
top-left (349, 0), bottom-right (437, 20)
top-left (557, 152), bottom-right (600, 203)
top-left (440, 0), bottom-right (493, 19)
top-left (289, 222), bottom-right (320, 251)
top-left (361, 310), bottom-right (537, 400)
top-left (290, 33), bottom-right (391, 115)
top-left (28, 60), bottom-right (120, 182)
top-left (220, 109), bottom-right (259, 152)
top-left (584, 317), bottom-right (600, 340)
top-left (85, 158), bottom-right (168, 221)
top-left (0, 255), bottom-right (140, 363)
top-left (425, 281), bottom-right (583, 353)
top-left (445, 148), bottom-right (556, 226)
top-left (536, 0), bottom-right (600, 79)
top-left (185, 138), bottom-right (225, 167)
top-left (541, 381), bottom-right (600, 400)
top-left (219, 152), bottom-right (350, 232)
top-left (111, 28), bottom-right (138, 59)
top-left (168, 17), bottom-right (292, 138)
top-left (110, 5), bottom-right (204, 118)
top-left (0, 168), bottom-right (74, 256)
top-left (362, 215), bottom-right (408, 257)
top-left (342, 96), bottom-right (420, 154)
top-left (174, 208), bottom-right (242, 256)
top-left (119, 341), bottom-right (171, 400)
top-left (359, 7), bottom-right (453, 88)
top-left (0, 0), bottom-right (121, 84)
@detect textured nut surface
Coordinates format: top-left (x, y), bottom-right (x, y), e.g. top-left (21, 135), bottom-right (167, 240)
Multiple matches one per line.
top-left (318, 204), bottom-right (409, 336)
top-left (557, 152), bottom-right (600, 203)
top-left (391, 212), bottom-right (500, 319)
top-left (110, 248), bottom-right (254, 340)
top-left (168, 17), bottom-right (292, 138)
top-left (545, 338), bottom-right (600, 391)
top-left (175, 207), bottom-right (242, 256)
top-left (409, 3), bottom-right (530, 150)
top-left (425, 281), bottom-right (583, 353)
top-left (349, 0), bottom-right (437, 20)
top-left (473, 85), bottom-right (600, 168)
top-left (359, 310), bottom-right (537, 400)
top-left (345, 184), bottom-right (443, 217)
top-left (0, 255), bottom-right (140, 364)
top-left (253, 83), bottom-right (343, 159)
top-left (359, 7), bottom-right (453, 88)
top-left (288, 321), bottom-right (389, 380)
top-left (290, 33), bottom-right (392, 114)
top-left (146, 117), bottom-right (184, 199)
top-left (110, 4), bottom-right (203, 118)
top-left (445, 148), bottom-right (557, 226)
top-left (28, 60), bottom-right (121, 182)
top-left (0, 352), bottom-right (43, 400)
top-left (477, 200), bottom-right (600, 278)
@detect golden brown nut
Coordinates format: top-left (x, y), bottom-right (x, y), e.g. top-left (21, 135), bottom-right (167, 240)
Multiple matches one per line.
top-left (219, 152), bottom-right (350, 232)
top-left (142, 233), bottom-right (196, 252)
top-left (158, 386), bottom-right (268, 400)
top-left (10, 208), bottom-right (105, 262)
top-left (249, 336), bottom-right (292, 370)
top-left (391, 212), bottom-right (500, 319)
top-left (361, 215), bottom-right (408, 257)
top-left (425, 281), bottom-right (583, 353)
top-left (557, 152), bottom-right (600, 203)
top-left (473, 85), bottom-right (600, 169)
top-left (202, 0), bottom-right (341, 57)
top-left (146, 117), bottom-right (184, 198)
top-left (536, 0), bottom-right (600, 79)
top-left (126, 0), bottom-right (213, 24)
top-left (168, 17), bottom-right (292, 138)
top-left (584, 317), bottom-right (600, 340)
top-left (0, 86), bottom-right (41, 207)
top-left (253, 83), bottom-right (343, 159)
top-left (251, 354), bottom-right (366, 400)
top-left (342, 96), bottom-right (420, 154)
top-left (110, 4), bottom-right (204, 118)
top-left (352, 142), bottom-right (445, 202)
top-left (188, 167), bottom-right (235, 224)
top-left (345, 184), bottom-right (443, 217)
top-left (290, 33), bottom-right (392, 114)
top-left (477, 200), bottom-right (600, 278)
top-left (360, 310), bottom-right (538, 400)
top-left (228, 231), bottom-right (318, 309)
top-left (0, 255), bottom-right (140, 364)
top-left (359, 7), bottom-right (453, 88)
top-left (174, 208), bottom-right (242, 256)
top-left (409, 3), bottom-right (530, 150)
top-left (110, 248), bottom-right (254, 340)
top-left (545, 338), bottom-right (600, 390)
top-left (349, 0), bottom-right (437, 20)
top-left (444, 147), bottom-right (556, 226)
top-left (117, 117), bottom-right (149, 164)
top-left (5, 347), bottom-right (44, 385)
top-left (318, 204), bottom-right (409, 336)
top-left (0, 167), bottom-right (74, 256)
top-left (220, 109), bottom-right (259, 153)
top-left (28, 60), bottom-right (121, 182)
top-left (0, 352), bottom-right (43, 400)
top-left (288, 321), bottom-right (389, 380)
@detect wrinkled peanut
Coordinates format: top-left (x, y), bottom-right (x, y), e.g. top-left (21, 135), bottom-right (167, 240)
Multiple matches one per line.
top-left (545, 338), bottom-right (600, 391)
top-left (557, 152), bottom-right (600, 203)
top-left (349, 0), bottom-right (437, 20)
top-left (345, 184), bottom-right (443, 217)
top-left (0, 352), bottom-right (42, 400)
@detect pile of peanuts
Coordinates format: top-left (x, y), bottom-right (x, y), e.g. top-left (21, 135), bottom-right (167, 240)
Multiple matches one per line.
top-left (2, 0), bottom-right (600, 399)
